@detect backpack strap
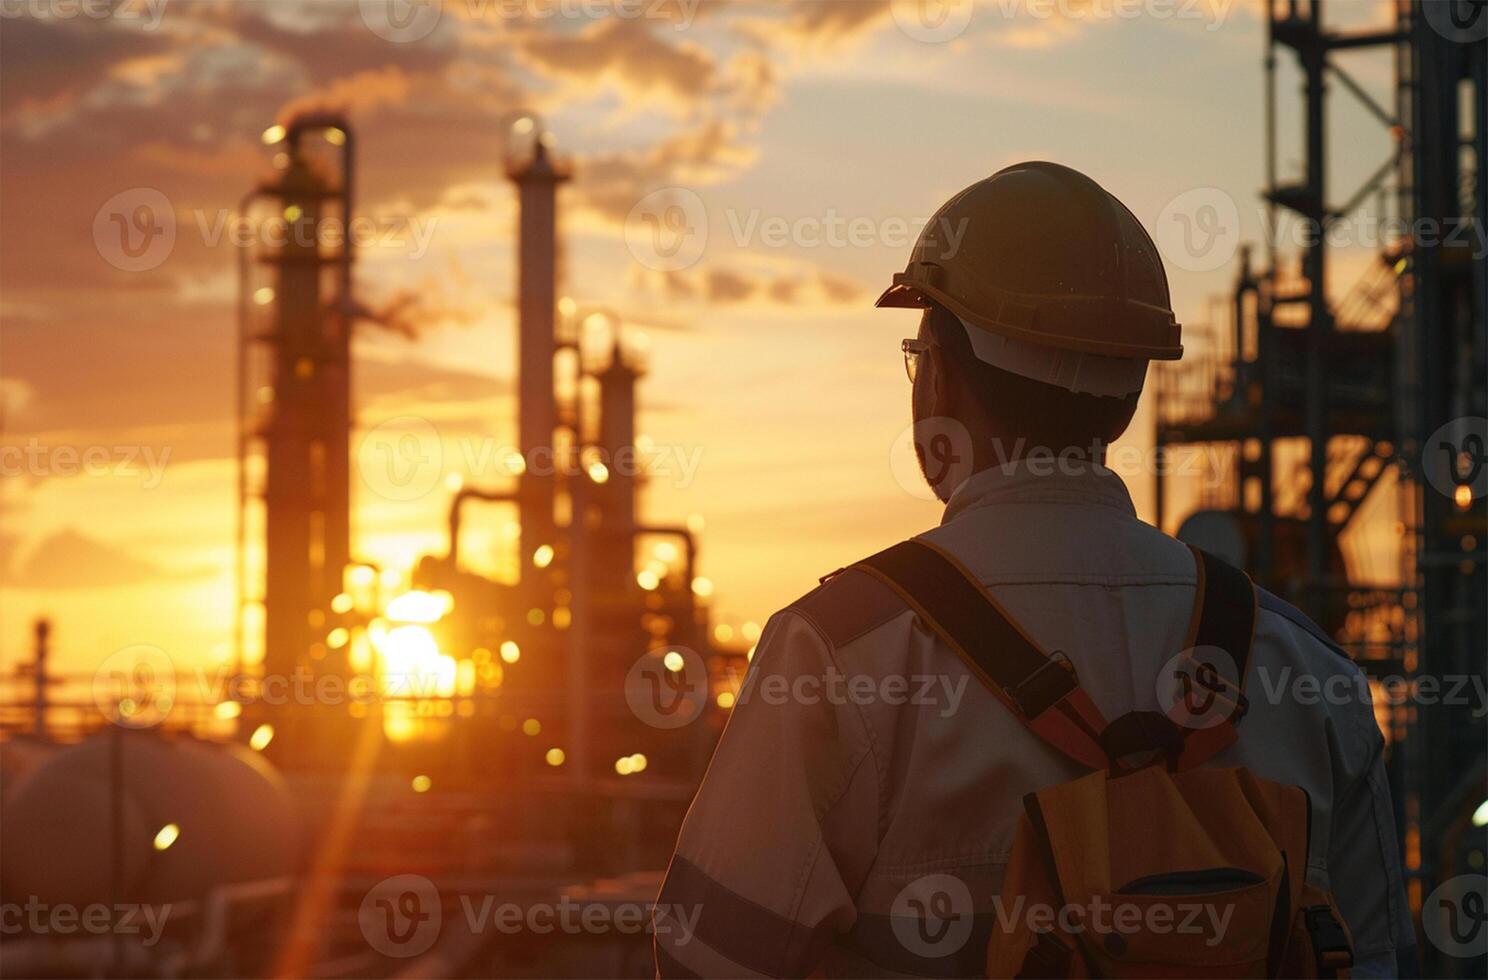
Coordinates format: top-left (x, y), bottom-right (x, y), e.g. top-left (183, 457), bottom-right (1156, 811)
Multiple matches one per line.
top-left (853, 539), bottom-right (1110, 771)
top-left (1172, 546), bottom-right (1258, 770)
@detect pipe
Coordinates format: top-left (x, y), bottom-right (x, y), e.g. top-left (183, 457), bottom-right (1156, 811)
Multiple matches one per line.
top-left (235, 187), bottom-right (267, 677)
top-left (447, 487), bottom-right (519, 569)
top-left (634, 525), bottom-right (698, 599)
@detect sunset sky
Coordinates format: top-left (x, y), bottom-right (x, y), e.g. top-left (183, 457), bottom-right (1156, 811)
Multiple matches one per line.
top-left (0, 0), bottom-right (1402, 676)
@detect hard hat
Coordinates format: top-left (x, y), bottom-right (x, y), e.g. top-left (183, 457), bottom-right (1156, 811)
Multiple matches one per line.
top-left (878, 161), bottom-right (1182, 395)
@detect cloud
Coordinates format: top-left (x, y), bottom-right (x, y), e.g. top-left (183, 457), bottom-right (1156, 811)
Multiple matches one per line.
top-left (513, 16), bottom-right (716, 111)
top-left (740, 0), bottom-right (893, 49)
top-left (276, 65), bottom-right (416, 123)
top-left (1, 528), bottom-right (208, 590)
top-left (648, 264), bottom-right (869, 308)
top-left (573, 117), bottom-right (758, 225)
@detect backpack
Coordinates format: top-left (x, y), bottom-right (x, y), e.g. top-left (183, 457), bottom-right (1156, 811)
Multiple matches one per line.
top-left (853, 538), bottom-right (1356, 979)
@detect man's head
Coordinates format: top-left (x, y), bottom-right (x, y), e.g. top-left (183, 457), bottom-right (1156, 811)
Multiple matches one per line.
top-left (910, 303), bottom-right (1142, 498)
top-left (880, 161), bottom-right (1182, 500)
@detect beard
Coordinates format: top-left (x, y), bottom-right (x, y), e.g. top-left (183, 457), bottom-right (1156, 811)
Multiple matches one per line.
top-left (913, 422), bottom-right (972, 503)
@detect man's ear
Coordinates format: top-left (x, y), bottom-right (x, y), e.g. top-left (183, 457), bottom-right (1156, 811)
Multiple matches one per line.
top-left (929, 345), bottom-right (960, 417)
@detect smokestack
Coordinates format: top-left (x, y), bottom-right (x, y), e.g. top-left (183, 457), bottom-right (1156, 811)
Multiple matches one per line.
top-left (599, 337), bottom-right (641, 536)
top-left (507, 135), bottom-right (569, 576)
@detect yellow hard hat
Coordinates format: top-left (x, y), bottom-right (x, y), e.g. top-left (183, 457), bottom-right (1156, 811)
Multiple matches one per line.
top-left (877, 161), bottom-right (1183, 362)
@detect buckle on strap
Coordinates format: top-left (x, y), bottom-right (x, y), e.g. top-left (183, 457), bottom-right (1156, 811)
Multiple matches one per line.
top-left (1016, 931), bottom-right (1073, 979)
top-left (1008, 651), bottom-right (1079, 719)
top-left (1303, 905), bottom-right (1354, 975)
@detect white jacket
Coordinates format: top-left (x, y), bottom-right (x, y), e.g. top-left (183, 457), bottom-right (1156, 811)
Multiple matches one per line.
top-left (656, 461), bottom-right (1413, 978)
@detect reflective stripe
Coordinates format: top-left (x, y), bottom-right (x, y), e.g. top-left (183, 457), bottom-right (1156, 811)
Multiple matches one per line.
top-left (654, 940), bottom-right (703, 979)
top-left (657, 855), bottom-right (826, 978)
top-left (841, 911), bottom-right (996, 977)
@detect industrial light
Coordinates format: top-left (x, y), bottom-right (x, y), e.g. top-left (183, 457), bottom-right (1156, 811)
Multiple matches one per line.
top-left (637, 570), bottom-right (659, 591)
top-left (249, 723), bottom-right (274, 751)
top-left (261, 124), bottom-right (286, 145)
top-left (385, 590), bottom-right (453, 624)
top-left (532, 544), bottom-right (554, 568)
top-left (254, 287), bottom-right (275, 306)
top-left (326, 627), bottom-right (350, 650)
top-left (1473, 798), bottom-right (1488, 828)
top-left (663, 651), bottom-right (686, 673)
top-left (545, 747), bottom-right (565, 767)
top-left (654, 541), bottom-right (679, 563)
top-left (331, 592), bottom-right (354, 614)
top-left (153, 823), bottom-right (180, 851)
top-left (717, 691), bottom-right (736, 709)
top-left (324, 127), bottom-right (346, 146)
top-left (522, 718), bottom-right (541, 736)
top-left (411, 775), bottom-right (432, 793)
top-left (691, 576), bottom-right (714, 598)
top-left (1456, 485), bottom-right (1474, 510)
top-left (616, 756), bottom-right (634, 776)
top-left (500, 641), bottom-right (521, 664)
top-left (588, 461), bottom-right (610, 484)
top-left (214, 700), bottom-right (242, 720)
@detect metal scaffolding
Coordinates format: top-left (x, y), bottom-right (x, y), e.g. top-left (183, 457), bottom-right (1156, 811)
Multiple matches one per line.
top-left (1155, 3), bottom-right (1486, 973)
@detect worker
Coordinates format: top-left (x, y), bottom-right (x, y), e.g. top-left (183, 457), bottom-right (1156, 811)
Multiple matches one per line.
top-left (654, 162), bottom-right (1414, 978)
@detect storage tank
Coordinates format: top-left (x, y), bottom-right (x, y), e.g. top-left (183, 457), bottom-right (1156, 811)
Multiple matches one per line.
top-left (0, 731), bottom-right (300, 908)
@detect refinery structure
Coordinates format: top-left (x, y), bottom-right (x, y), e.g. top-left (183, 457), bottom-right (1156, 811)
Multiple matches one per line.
top-left (0, 1), bottom-right (1484, 977)
top-left (1154, 3), bottom-right (1485, 976)
top-left (2, 111), bottom-right (742, 977)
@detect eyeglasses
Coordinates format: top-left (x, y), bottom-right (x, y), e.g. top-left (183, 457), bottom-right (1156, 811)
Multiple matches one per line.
top-left (901, 338), bottom-right (930, 383)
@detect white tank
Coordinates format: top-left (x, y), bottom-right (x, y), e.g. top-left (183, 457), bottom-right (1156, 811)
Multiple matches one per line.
top-left (0, 732), bottom-right (300, 908)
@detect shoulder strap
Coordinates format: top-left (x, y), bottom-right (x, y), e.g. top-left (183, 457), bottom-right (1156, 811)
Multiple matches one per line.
top-left (1172, 546), bottom-right (1258, 770)
top-left (854, 539), bottom-right (1260, 774)
top-left (853, 539), bottom-right (1110, 771)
